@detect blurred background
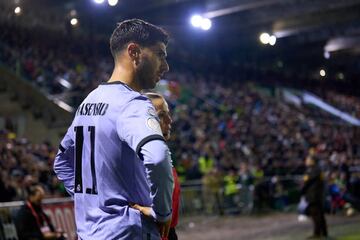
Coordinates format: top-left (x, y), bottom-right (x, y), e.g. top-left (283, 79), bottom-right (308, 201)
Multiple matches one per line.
top-left (0, 0), bottom-right (360, 239)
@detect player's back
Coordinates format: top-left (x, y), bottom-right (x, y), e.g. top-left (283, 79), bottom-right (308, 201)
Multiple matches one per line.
top-left (70, 82), bottom-right (159, 239)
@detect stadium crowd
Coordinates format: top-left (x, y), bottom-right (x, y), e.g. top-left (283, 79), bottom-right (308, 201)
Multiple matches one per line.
top-left (0, 21), bottom-right (111, 106)
top-left (0, 20), bottom-right (360, 214)
top-left (1, 19), bottom-right (360, 114)
top-left (0, 128), bottom-right (67, 202)
top-left (165, 74), bottom-right (360, 211)
top-left (324, 90), bottom-right (360, 119)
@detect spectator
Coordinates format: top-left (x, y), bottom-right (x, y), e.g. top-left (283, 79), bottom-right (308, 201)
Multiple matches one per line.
top-left (14, 183), bottom-right (65, 240)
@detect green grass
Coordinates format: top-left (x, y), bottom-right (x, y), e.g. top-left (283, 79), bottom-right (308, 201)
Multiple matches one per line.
top-left (264, 217), bottom-right (360, 240)
top-left (331, 222), bottom-right (360, 240)
top-left (338, 232), bottom-right (360, 240)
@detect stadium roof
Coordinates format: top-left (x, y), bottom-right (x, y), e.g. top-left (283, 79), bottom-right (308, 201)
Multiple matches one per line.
top-left (8, 0), bottom-right (360, 54)
top-left (8, 0), bottom-right (360, 42)
top-left (3, 0), bottom-right (360, 91)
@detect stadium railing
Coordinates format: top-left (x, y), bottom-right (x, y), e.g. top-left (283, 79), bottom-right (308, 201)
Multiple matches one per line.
top-left (180, 175), bottom-right (303, 216)
top-left (1, 175), bottom-right (337, 239)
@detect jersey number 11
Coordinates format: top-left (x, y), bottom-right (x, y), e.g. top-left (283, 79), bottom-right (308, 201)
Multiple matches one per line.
top-left (74, 126), bottom-right (98, 195)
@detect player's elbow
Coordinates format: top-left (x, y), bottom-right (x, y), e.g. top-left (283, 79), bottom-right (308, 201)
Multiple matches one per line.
top-left (152, 147), bottom-right (168, 165)
top-left (53, 151), bottom-right (68, 178)
top-left (53, 161), bottom-right (64, 181)
top-left (141, 140), bottom-right (170, 165)
top-left (53, 153), bottom-right (61, 175)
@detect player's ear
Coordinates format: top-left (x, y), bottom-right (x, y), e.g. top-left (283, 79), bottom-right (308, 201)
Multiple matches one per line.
top-left (127, 43), bottom-right (141, 65)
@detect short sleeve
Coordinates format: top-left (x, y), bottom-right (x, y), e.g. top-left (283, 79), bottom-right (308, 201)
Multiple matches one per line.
top-left (116, 96), bottom-right (165, 157)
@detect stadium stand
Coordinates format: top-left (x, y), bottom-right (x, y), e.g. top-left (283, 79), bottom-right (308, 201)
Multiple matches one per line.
top-left (0, 14), bottom-right (359, 216)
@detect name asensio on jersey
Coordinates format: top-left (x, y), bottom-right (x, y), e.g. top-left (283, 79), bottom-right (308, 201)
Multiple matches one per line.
top-left (76, 102), bottom-right (109, 116)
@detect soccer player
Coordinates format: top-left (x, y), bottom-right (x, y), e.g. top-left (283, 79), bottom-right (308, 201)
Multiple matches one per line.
top-left (54, 19), bottom-right (174, 240)
top-left (132, 92), bottom-right (180, 240)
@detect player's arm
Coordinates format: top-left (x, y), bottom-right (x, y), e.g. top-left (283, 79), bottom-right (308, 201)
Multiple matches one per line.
top-left (140, 140), bottom-right (173, 222)
top-left (53, 127), bottom-right (75, 197)
top-left (117, 96), bottom-right (174, 222)
top-left (139, 140), bottom-right (173, 238)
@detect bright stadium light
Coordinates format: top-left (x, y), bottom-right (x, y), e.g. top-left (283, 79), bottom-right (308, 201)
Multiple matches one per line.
top-left (201, 18), bottom-right (212, 31)
top-left (14, 6), bottom-right (21, 15)
top-left (320, 69), bottom-right (326, 77)
top-left (259, 32), bottom-right (270, 44)
top-left (269, 35), bottom-right (277, 46)
top-left (190, 15), bottom-right (212, 31)
top-left (108, 0), bottom-right (118, 6)
top-left (94, 0), bottom-right (105, 4)
top-left (70, 18), bottom-right (78, 26)
top-left (190, 15), bottom-right (203, 28)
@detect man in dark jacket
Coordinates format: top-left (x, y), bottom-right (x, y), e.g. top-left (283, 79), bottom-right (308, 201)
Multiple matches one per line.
top-left (14, 184), bottom-right (64, 240)
top-left (301, 156), bottom-right (328, 239)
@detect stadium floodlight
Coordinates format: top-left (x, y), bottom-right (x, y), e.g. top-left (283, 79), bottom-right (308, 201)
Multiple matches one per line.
top-left (190, 15), bottom-right (212, 31)
top-left (269, 35), bottom-right (276, 46)
top-left (108, 0), bottom-right (118, 6)
top-left (14, 6), bottom-right (21, 15)
top-left (70, 18), bottom-right (78, 26)
top-left (190, 15), bottom-right (203, 28)
top-left (259, 32), bottom-right (270, 44)
top-left (200, 18), bottom-right (212, 31)
top-left (94, 0), bottom-right (105, 4)
top-left (320, 69), bottom-right (326, 77)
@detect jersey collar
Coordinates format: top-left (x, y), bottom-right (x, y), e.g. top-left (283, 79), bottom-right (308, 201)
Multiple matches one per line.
top-left (100, 81), bottom-right (133, 91)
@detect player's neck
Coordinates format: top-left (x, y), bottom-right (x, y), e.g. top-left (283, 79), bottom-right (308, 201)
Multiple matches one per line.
top-left (108, 66), bottom-right (140, 92)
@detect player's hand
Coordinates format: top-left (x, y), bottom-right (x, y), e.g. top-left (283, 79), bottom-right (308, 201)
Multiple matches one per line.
top-left (130, 203), bottom-right (154, 218)
top-left (157, 218), bottom-right (171, 239)
top-left (43, 231), bottom-right (63, 240)
top-left (130, 203), bottom-right (171, 238)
